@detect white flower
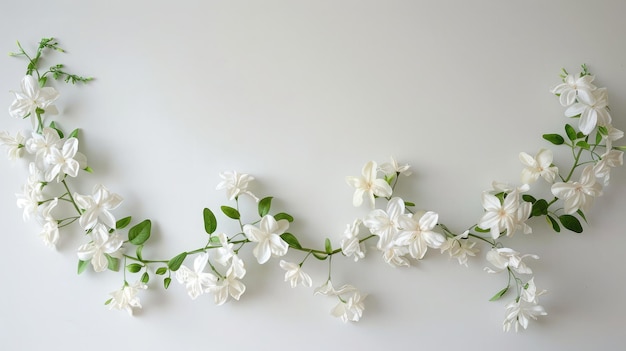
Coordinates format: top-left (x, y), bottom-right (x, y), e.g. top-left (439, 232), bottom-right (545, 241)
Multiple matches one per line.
top-left (346, 161), bottom-right (392, 207)
top-left (485, 247), bottom-right (538, 274)
top-left (340, 219), bottom-right (365, 261)
top-left (38, 198), bottom-right (59, 248)
top-left (439, 231), bottom-right (478, 267)
top-left (9, 75), bottom-right (59, 128)
top-left (210, 271), bottom-right (246, 305)
top-left (395, 211), bottom-right (444, 260)
top-left (213, 233), bottom-right (235, 266)
top-left (176, 253), bottom-right (218, 300)
top-left (363, 197), bottom-right (405, 250)
top-left (593, 149), bottom-right (623, 185)
top-left (16, 182), bottom-right (43, 222)
top-left (603, 125), bottom-right (624, 150)
top-left (228, 255), bottom-right (246, 279)
top-left (379, 156), bottom-right (412, 177)
top-left (108, 281), bottom-right (147, 316)
top-left (76, 224), bottom-right (124, 272)
top-left (551, 73), bottom-right (596, 107)
top-left (279, 260), bottom-right (312, 288)
top-left (565, 87), bottom-right (611, 135)
top-left (243, 215), bottom-right (289, 264)
top-left (216, 171), bottom-right (258, 201)
top-left (503, 298), bottom-right (547, 332)
top-left (45, 137), bottom-right (80, 181)
top-left (519, 149), bottom-right (558, 184)
top-left (74, 184), bottom-right (123, 229)
top-left (551, 165), bottom-right (602, 214)
top-left (478, 189), bottom-right (531, 239)
top-left (314, 281), bottom-right (366, 323)
top-left (520, 277), bottom-right (547, 304)
top-left (382, 245), bottom-right (410, 267)
top-left (0, 130), bottom-right (25, 160)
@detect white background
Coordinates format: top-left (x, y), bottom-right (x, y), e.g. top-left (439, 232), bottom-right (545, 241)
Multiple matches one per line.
top-left (1, 1), bottom-right (625, 350)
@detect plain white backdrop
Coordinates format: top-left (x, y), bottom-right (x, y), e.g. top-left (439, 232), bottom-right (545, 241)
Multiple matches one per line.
top-left (1, 1), bottom-right (625, 350)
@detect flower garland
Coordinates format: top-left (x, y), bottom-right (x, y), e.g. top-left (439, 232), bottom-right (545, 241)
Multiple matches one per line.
top-left (2, 38), bottom-right (624, 332)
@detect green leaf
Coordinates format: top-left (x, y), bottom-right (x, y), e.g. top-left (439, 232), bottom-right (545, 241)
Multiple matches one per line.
top-left (106, 254), bottom-right (120, 272)
top-left (595, 130), bottom-right (603, 145)
top-left (39, 76), bottom-right (47, 86)
top-left (209, 235), bottom-right (221, 244)
top-left (127, 263), bottom-right (143, 273)
top-left (404, 201), bottom-right (416, 207)
top-left (104, 298), bottom-right (112, 306)
top-left (280, 233), bottom-right (302, 249)
top-left (221, 206), bottom-right (241, 220)
top-left (522, 194), bottom-right (537, 203)
top-left (77, 260), bottom-right (89, 274)
top-left (565, 124), bottom-right (577, 141)
top-left (167, 252), bottom-right (188, 271)
top-left (203, 208), bottom-right (217, 234)
top-left (325, 238), bottom-right (332, 254)
top-left (312, 252), bottom-right (328, 260)
top-left (559, 215), bottom-right (583, 233)
top-left (577, 210), bottom-right (588, 223)
top-left (489, 286), bottom-right (509, 301)
top-left (128, 219), bottom-right (151, 245)
top-left (258, 197), bottom-right (273, 217)
top-left (68, 128), bottom-right (79, 139)
top-left (274, 212), bottom-right (294, 222)
top-left (576, 140), bottom-right (590, 150)
top-left (546, 215), bottom-right (561, 232)
top-left (140, 272), bottom-right (150, 284)
top-left (543, 133), bottom-right (565, 145)
top-left (136, 245), bottom-right (143, 261)
top-left (116, 216), bottom-right (132, 229)
top-left (155, 267), bottom-right (168, 275)
top-left (474, 226), bottom-right (490, 233)
top-left (48, 121), bottom-right (64, 138)
top-left (83, 166), bottom-right (94, 173)
top-left (598, 126), bottom-right (608, 136)
top-left (164, 277), bottom-right (172, 289)
top-left (531, 199), bottom-right (548, 217)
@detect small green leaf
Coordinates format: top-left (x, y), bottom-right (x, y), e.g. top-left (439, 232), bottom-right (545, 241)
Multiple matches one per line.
top-left (128, 219), bottom-right (151, 245)
top-left (116, 216), bottom-right (132, 229)
top-left (595, 130), bottom-right (603, 145)
top-left (274, 212), bottom-right (294, 222)
top-left (164, 277), bottom-right (172, 289)
top-left (543, 134), bottom-right (565, 145)
top-left (48, 121), bottom-right (64, 138)
top-left (522, 194), bottom-right (537, 203)
top-left (209, 235), bottom-right (221, 244)
top-left (77, 260), bottom-right (89, 274)
top-left (203, 208), bottom-right (217, 234)
top-left (565, 124), bottom-right (577, 141)
top-left (325, 238), bottom-right (332, 254)
top-left (127, 263), bottom-right (143, 273)
top-left (598, 126), bottom-right (608, 136)
top-left (258, 197), bottom-right (273, 217)
top-left (83, 166), bottom-right (93, 173)
top-left (136, 245), bottom-right (143, 261)
top-left (68, 128), bottom-right (79, 139)
top-left (140, 272), bottom-right (150, 284)
top-left (167, 252), bottom-right (188, 271)
top-left (39, 76), bottom-right (48, 86)
top-left (546, 215), bottom-right (561, 232)
top-left (404, 201), bottom-right (416, 207)
top-left (155, 267), bottom-right (168, 275)
top-left (559, 214), bottom-right (583, 233)
top-left (280, 233), bottom-right (302, 249)
top-left (577, 210), bottom-right (588, 223)
top-left (489, 286), bottom-right (509, 301)
top-left (106, 254), bottom-right (120, 272)
top-left (576, 140), bottom-right (590, 150)
top-left (474, 226), bottom-right (490, 233)
top-left (312, 252), bottom-right (328, 260)
top-left (531, 199), bottom-right (548, 217)
top-left (221, 206), bottom-right (241, 220)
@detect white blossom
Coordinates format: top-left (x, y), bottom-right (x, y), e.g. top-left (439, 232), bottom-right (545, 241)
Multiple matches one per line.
top-left (551, 73), bottom-right (596, 107)
top-left (363, 197), bottom-right (405, 250)
top-left (439, 231), bottom-right (478, 266)
top-left (593, 149), bottom-right (623, 185)
top-left (503, 298), bottom-right (547, 332)
top-left (76, 224), bottom-right (124, 272)
top-left (519, 149), bottom-right (558, 184)
top-left (379, 156), bottom-right (412, 177)
top-left (478, 189), bottom-right (531, 239)
top-left (485, 247), bottom-right (538, 275)
top-left (176, 253), bottom-right (218, 300)
top-left (9, 75), bottom-right (59, 129)
top-left (565, 87), bottom-right (611, 135)
top-left (279, 260), bottom-right (312, 288)
top-left (243, 215), bottom-right (289, 264)
top-left (45, 137), bottom-right (80, 181)
top-left (551, 165), bottom-right (602, 214)
top-left (216, 171), bottom-right (258, 201)
top-left (340, 219), bottom-right (365, 261)
top-left (395, 211), bottom-right (444, 260)
top-left (346, 161), bottom-right (392, 207)
top-left (108, 281), bottom-right (147, 316)
top-left (74, 184), bottom-right (123, 229)
top-left (0, 130), bottom-right (25, 160)
top-left (210, 271), bottom-right (246, 305)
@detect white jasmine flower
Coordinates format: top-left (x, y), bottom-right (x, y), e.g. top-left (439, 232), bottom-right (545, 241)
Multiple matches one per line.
top-left (210, 271), bottom-right (246, 305)
top-left (243, 215), bottom-right (289, 264)
top-left (565, 87), bottom-right (611, 135)
top-left (76, 224), bottom-right (124, 272)
top-left (213, 233), bottom-right (235, 266)
top-left (603, 125), bottom-right (624, 150)
top-left (25, 128), bottom-right (62, 158)
top-left (9, 75), bottom-right (59, 128)
top-left (396, 211), bottom-right (444, 260)
top-left (503, 298), bottom-right (547, 332)
top-left (485, 247), bottom-right (538, 274)
top-left (38, 198), bottom-right (59, 248)
top-left (379, 156), bottom-right (412, 177)
top-left (478, 190), bottom-right (530, 239)
top-left (439, 231), bottom-right (478, 267)
top-left (340, 219), bottom-right (365, 261)
top-left (228, 255), bottom-right (246, 279)
top-left (108, 281), bottom-right (147, 316)
top-left (551, 73), bottom-right (596, 107)
top-left (0, 130), bottom-right (25, 160)
top-left (346, 161), bottom-right (392, 207)
top-left (520, 277), bottom-right (547, 304)
top-left (551, 165), bottom-right (602, 214)
top-left (593, 149), bottom-right (623, 185)
top-left (382, 245), bottom-right (410, 267)
top-left (45, 137), bottom-right (80, 181)
top-left (279, 260), bottom-right (312, 288)
top-left (519, 149), bottom-right (558, 184)
top-left (331, 290), bottom-right (366, 323)
top-left (74, 184), bottom-right (123, 229)
top-left (176, 253), bottom-right (218, 300)
top-left (16, 182), bottom-right (43, 222)
top-left (363, 197), bottom-right (405, 250)
top-left (216, 171), bottom-right (258, 201)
